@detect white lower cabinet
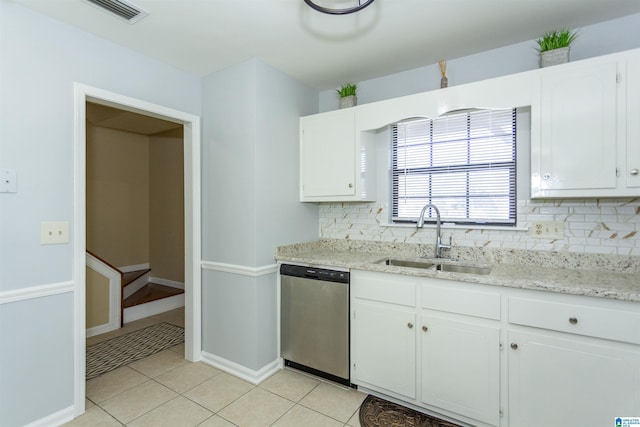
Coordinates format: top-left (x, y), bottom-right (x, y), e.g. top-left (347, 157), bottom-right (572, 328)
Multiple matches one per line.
top-left (507, 295), bottom-right (640, 427)
top-left (508, 330), bottom-right (640, 427)
top-left (351, 269), bottom-right (640, 427)
top-left (421, 315), bottom-right (500, 426)
top-left (351, 270), bottom-right (501, 426)
top-left (353, 299), bottom-right (416, 399)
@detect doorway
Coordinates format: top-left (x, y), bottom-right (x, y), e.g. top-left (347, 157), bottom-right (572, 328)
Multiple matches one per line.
top-left (85, 102), bottom-right (185, 329)
top-left (73, 83), bottom-right (201, 416)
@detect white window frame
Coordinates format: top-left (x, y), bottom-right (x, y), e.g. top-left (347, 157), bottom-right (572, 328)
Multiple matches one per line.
top-left (391, 108), bottom-right (517, 226)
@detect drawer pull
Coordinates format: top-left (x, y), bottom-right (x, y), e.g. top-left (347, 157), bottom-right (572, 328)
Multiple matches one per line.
top-left (407, 322), bottom-right (414, 329)
top-left (422, 325), bottom-right (428, 332)
top-left (569, 317), bottom-right (578, 325)
top-left (510, 343), bottom-right (518, 350)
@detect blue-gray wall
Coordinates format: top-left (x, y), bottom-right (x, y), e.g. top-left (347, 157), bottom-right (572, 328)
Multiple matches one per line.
top-left (201, 59), bottom-right (318, 371)
top-left (0, 2), bottom-right (200, 426)
top-left (319, 13), bottom-right (640, 112)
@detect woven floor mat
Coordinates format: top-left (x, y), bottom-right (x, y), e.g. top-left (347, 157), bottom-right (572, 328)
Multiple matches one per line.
top-left (86, 322), bottom-right (184, 380)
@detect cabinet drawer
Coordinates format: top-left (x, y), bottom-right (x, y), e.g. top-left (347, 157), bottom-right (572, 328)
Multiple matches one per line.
top-left (509, 297), bottom-right (640, 344)
top-left (421, 281), bottom-right (501, 320)
top-left (352, 270), bottom-right (415, 307)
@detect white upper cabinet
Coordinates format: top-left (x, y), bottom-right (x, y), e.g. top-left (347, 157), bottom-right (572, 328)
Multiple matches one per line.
top-left (299, 108), bottom-right (376, 202)
top-left (531, 49), bottom-right (640, 198)
top-left (299, 70), bottom-right (533, 203)
top-left (625, 52), bottom-right (640, 189)
top-left (300, 48), bottom-right (639, 201)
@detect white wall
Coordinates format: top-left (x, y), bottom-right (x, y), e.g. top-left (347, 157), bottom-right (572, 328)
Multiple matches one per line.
top-left (0, 2), bottom-right (201, 425)
top-left (201, 59), bottom-right (318, 372)
top-left (316, 13), bottom-right (640, 258)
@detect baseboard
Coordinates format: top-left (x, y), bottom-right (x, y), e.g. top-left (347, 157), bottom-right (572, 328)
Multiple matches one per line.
top-left (24, 405), bottom-right (74, 427)
top-left (123, 293), bottom-right (184, 323)
top-left (150, 277), bottom-right (185, 290)
top-left (200, 351), bottom-right (280, 385)
top-left (86, 321), bottom-right (119, 338)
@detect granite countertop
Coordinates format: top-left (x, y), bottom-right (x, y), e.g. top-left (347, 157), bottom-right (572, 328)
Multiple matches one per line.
top-left (275, 240), bottom-right (640, 302)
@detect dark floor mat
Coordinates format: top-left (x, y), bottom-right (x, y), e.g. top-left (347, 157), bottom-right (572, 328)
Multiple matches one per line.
top-left (359, 394), bottom-right (463, 427)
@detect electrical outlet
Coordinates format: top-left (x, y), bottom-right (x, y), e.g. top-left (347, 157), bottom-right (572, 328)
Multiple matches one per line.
top-left (40, 221), bottom-right (69, 244)
top-left (530, 221), bottom-right (564, 239)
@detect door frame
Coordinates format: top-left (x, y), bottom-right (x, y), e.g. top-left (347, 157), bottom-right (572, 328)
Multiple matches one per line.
top-left (73, 83), bottom-right (201, 415)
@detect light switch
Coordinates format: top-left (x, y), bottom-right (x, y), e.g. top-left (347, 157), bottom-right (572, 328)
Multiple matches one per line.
top-left (40, 222), bottom-right (70, 245)
top-left (0, 170), bottom-right (17, 193)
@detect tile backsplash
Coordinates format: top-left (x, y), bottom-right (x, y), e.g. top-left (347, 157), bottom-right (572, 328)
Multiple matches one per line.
top-left (319, 199), bottom-right (640, 257)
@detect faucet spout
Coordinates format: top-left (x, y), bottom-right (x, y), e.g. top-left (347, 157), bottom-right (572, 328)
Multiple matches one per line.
top-left (416, 203), bottom-right (450, 258)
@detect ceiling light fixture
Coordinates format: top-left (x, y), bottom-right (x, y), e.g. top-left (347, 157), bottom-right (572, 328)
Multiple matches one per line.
top-left (303, 0), bottom-right (375, 15)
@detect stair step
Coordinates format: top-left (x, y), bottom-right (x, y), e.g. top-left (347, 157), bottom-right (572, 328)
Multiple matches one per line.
top-left (123, 282), bottom-right (184, 308)
top-left (122, 269), bottom-right (151, 288)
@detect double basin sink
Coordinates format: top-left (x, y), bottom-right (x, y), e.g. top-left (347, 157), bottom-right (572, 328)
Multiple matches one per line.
top-left (376, 258), bottom-right (492, 275)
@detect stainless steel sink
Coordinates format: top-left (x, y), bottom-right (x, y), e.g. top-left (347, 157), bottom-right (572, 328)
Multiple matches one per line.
top-left (436, 264), bottom-right (492, 275)
top-left (376, 258), bottom-right (492, 275)
top-left (377, 258), bottom-right (435, 269)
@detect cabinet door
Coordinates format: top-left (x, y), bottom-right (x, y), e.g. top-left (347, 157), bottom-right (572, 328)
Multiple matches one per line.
top-left (532, 61), bottom-right (618, 197)
top-left (625, 53), bottom-right (640, 189)
top-left (353, 299), bottom-right (416, 399)
top-left (508, 330), bottom-right (640, 427)
top-left (421, 315), bottom-right (500, 426)
top-left (300, 110), bottom-right (355, 199)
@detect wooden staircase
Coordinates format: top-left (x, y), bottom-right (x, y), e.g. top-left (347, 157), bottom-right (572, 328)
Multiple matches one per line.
top-left (121, 268), bottom-right (184, 325)
top-left (87, 250), bottom-right (184, 327)
top-left (122, 269), bottom-right (184, 309)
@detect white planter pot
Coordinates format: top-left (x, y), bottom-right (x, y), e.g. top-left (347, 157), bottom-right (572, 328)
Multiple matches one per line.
top-left (339, 95), bottom-right (357, 109)
top-left (540, 47), bottom-right (570, 68)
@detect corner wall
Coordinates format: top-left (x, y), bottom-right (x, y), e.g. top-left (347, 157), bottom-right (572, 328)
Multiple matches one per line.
top-left (149, 128), bottom-right (185, 283)
top-left (200, 59), bottom-right (318, 374)
top-left (86, 125), bottom-right (150, 267)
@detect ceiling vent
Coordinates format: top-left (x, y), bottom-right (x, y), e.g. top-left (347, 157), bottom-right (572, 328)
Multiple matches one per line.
top-left (83, 0), bottom-right (149, 24)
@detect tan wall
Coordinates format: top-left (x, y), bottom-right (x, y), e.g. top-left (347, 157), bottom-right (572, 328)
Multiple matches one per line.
top-left (149, 128), bottom-right (185, 282)
top-left (86, 124), bottom-right (150, 267)
top-left (86, 267), bottom-right (110, 328)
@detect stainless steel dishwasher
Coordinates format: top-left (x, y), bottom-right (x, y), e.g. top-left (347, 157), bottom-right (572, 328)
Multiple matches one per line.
top-left (280, 264), bottom-right (350, 386)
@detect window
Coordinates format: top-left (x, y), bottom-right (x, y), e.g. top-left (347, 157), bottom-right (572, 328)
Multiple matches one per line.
top-left (391, 108), bottom-right (516, 225)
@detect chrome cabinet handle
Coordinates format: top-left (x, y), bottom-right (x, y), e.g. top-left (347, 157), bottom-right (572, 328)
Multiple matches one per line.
top-left (407, 322), bottom-right (413, 329)
top-left (511, 343), bottom-right (518, 350)
top-left (348, 183), bottom-right (353, 188)
top-left (569, 317), bottom-right (578, 325)
top-left (630, 169), bottom-right (639, 176)
top-left (422, 325), bottom-right (428, 332)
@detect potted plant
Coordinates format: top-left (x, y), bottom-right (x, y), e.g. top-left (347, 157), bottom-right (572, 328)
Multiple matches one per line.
top-left (336, 83), bottom-right (358, 109)
top-left (536, 28), bottom-right (578, 68)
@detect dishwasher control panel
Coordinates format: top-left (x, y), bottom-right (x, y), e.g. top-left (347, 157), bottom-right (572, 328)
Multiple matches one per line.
top-left (280, 264), bottom-right (349, 283)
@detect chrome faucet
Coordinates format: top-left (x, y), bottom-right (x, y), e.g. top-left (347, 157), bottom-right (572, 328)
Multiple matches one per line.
top-left (417, 203), bottom-right (451, 258)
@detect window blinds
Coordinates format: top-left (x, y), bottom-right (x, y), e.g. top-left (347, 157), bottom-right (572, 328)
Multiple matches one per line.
top-left (391, 108), bottom-right (516, 225)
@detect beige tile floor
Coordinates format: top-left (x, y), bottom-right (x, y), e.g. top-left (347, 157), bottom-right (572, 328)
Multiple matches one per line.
top-left (66, 307), bottom-right (366, 427)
